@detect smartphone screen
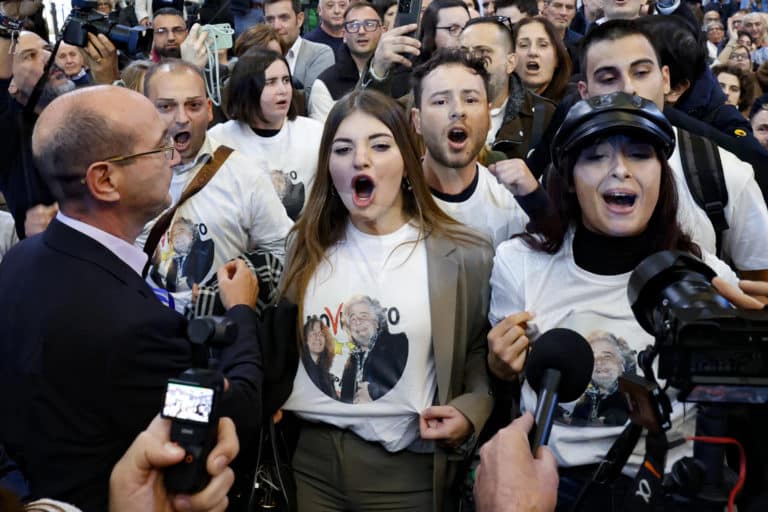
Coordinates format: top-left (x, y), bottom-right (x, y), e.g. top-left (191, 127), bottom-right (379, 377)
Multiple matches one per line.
top-left (162, 382), bottom-right (215, 423)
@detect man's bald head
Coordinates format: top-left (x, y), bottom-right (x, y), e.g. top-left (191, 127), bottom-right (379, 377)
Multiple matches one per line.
top-left (33, 86), bottom-right (156, 204)
top-left (143, 59), bottom-right (207, 98)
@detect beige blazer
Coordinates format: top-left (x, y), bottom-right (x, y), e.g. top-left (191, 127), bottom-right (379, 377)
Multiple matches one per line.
top-left (425, 233), bottom-right (494, 512)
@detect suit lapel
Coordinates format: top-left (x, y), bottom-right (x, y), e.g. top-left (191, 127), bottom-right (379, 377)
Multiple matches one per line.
top-left (426, 234), bottom-right (458, 405)
top-left (44, 219), bottom-right (153, 299)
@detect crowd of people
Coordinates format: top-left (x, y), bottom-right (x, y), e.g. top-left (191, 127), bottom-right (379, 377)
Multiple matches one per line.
top-left (1, 0), bottom-right (768, 511)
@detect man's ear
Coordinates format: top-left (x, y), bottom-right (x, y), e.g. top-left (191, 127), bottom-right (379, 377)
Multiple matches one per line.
top-left (207, 98), bottom-right (213, 123)
top-left (505, 51), bottom-right (517, 75)
top-left (84, 162), bottom-right (121, 203)
top-left (577, 80), bottom-right (588, 99)
top-left (297, 11), bottom-right (305, 27)
top-left (665, 80), bottom-right (690, 105)
top-left (410, 107), bottom-right (422, 135)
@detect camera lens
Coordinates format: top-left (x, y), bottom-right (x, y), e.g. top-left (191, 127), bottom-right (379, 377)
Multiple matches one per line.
top-left (627, 251), bottom-right (729, 336)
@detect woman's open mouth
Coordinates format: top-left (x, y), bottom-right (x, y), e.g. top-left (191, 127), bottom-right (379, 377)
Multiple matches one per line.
top-left (352, 174), bottom-right (376, 207)
top-left (602, 191), bottom-right (637, 213)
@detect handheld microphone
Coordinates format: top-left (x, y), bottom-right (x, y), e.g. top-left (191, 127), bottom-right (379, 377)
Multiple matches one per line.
top-left (525, 328), bottom-right (594, 453)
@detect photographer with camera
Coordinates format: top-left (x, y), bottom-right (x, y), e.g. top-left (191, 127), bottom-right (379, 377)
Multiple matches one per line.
top-left (0, 85), bottom-right (263, 512)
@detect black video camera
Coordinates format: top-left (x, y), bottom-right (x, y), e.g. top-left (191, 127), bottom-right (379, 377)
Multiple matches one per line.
top-left (62, 0), bottom-right (152, 57)
top-left (628, 251), bottom-right (768, 404)
top-left (160, 316), bottom-right (237, 494)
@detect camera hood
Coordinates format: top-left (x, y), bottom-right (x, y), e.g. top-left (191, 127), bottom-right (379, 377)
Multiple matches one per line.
top-left (628, 251), bottom-right (717, 335)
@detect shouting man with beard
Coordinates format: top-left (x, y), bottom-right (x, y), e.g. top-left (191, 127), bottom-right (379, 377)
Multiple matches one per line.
top-left (410, 49), bottom-right (538, 249)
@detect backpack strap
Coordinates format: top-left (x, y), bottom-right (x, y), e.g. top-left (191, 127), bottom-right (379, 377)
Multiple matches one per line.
top-left (676, 129), bottom-right (729, 257)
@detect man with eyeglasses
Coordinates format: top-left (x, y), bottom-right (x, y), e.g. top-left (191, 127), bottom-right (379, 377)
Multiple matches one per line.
top-left (0, 84), bottom-right (264, 511)
top-left (142, 59), bottom-right (292, 313)
top-left (151, 7), bottom-right (188, 60)
top-left (309, 1), bottom-right (384, 122)
top-left (304, 0), bottom-right (349, 52)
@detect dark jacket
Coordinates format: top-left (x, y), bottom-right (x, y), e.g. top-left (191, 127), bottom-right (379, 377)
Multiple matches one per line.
top-left (339, 330), bottom-right (409, 403)
top-left (0, 220), bottom-right (262, 511)
top-left (492, 73), bottom-right (557, 160)
top-left (0, 78), bottom-right (55, 238)
top-left (317, 45), bottom-right (361, 100)
top-left (674, 67), bottom-right (753, 138)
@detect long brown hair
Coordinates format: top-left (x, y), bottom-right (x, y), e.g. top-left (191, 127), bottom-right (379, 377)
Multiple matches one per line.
top-left (280, 89), bottom-right (486, 329)
top-left (514, 16), bottom-right (572, 102)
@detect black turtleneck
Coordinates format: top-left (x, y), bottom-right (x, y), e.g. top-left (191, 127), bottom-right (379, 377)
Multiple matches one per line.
top-left (572, 223), bottom-right (659, 276)
top-left (251, 127), bottom-right (281, 138)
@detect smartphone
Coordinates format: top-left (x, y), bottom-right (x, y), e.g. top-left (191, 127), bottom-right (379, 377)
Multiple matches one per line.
top-left (200, 23), bottom-right (234, 51)
top-left (394, 0), bottom-right (422, 31)
top-left (161, 369), bottom-right (224, 494)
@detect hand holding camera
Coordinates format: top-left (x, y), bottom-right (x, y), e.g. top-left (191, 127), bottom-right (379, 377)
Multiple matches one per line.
top-left (109, 412), bottom-right (238, 512)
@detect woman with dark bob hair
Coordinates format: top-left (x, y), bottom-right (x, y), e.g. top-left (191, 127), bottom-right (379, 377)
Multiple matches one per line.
top-left (209, 48), bottom-right (323, 219)
top-left (301, 315), bottom-right (337, 398)
top-left (487, 92), bottom-right (740, 511)
top-left (279, 89), bottom-right (493, 511)
top-left (513, 16), bottom-right (572, 102)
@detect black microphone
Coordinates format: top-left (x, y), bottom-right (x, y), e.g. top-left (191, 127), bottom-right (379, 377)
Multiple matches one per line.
top-left (525, 328), bottom-right (594, 452)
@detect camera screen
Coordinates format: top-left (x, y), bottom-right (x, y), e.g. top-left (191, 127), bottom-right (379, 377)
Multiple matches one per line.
top-left (162, 382), bottom-right (214, 423)
top-left (686, 385), bottom-right (768, 404)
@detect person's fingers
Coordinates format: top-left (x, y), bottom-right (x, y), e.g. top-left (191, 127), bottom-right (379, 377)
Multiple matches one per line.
top-left (124, 416), bottom-right (185, 474)
top-left (217, 260), bottom-right (238, 281)
top-left (206, 417), bottom-right (239, 476)
top-left (738, 279), bottom-right (768, 299)
top-left (87, 32), bottom-right (106, 56)
top-left (174, 469), bottom-right (233, 512)
top-left (97, 33), bottom-right (116, 52)
top-left (508, 412), bottom-right (535, 434)
top-left (421, 405), bottom-right (453, 420)
top-left (498, 311), bottom-right (534, 331)
top-left (388, 23), bottom-right (418, 35)
top-left (387, 54), bottom-right (415, 68)
top-left (712, 276), bottom-right (764, 309)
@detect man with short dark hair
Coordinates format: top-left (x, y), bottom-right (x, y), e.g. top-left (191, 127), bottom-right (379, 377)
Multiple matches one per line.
top-left (494, 0), bottom-right (537, 23)
top-left (309, 1), bottom-right (384, 122)
top-left (142, 60), bottom-right (292, 313)
top-left (411, 49), bottom-right (536, 248)
top-left (264, 0), bottom-right (335, 98)
top-left (459, 16), bottom-right (556, 159)
top-left (0, 84), bottom-right (263, 511)
top-left (304, 0), bottom-right (349, 52)
top-left (151, 8), bottom-right (187, 60)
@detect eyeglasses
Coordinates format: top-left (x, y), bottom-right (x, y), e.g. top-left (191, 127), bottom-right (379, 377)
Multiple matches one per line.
top-left (436, 24), bottom-right (465, 37)
top-left (729, 53), bottom-right (750, 61)
top-left (465, 15), bottom-right (512, 31)
top-left (343, 19), bottom-right (382, 33)
top-left (154, 26), bottom-right (187, 37)
top-left (105, 144), bottom-right (177, 164)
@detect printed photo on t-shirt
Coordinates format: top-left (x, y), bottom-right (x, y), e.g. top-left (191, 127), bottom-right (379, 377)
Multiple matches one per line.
top-left (553, 311), bottom-right (639, 428)
top-left (151, 216), bottom-right (215, 293)
top-left (300, 295), bottom-right (409, 404)
top-left (269, 169), bottom-right (305, 221)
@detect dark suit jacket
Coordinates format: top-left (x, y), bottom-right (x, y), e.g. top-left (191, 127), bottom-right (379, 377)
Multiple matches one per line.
top-left (339, 331), bottom-right (409, 403)
top-left (0, 220), bottom-right (262, 512)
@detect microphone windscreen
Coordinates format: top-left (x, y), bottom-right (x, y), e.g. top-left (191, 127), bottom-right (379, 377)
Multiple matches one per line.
top-left (525, 328), bottom-right (594, 402)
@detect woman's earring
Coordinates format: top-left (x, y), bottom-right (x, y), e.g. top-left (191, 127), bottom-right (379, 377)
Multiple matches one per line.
top-left (402, 176), bottom-right (413, 191)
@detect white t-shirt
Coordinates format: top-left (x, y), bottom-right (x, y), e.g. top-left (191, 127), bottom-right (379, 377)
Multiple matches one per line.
top-left (487, 97), bottom-right (508, 145)
top-left (208, 116), bottom-right (323, 220)
top-left (489, 229), bottom-right (739, 475)
top-left (670, 127), bottom-right (768, 271)
top-left (308, 78), bottom-right (336, 125)
top-left (282, 221), bottom-right (436, 452)
top-left (145, 138), bottom-right (293, 313)
top-left (0, 210), bottom-right (18, 264)
top-left (431, 164), bottom-right (529, 249)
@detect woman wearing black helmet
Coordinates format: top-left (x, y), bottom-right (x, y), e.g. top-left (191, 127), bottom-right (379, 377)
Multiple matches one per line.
top-left (487, 92), bottom-right (740, 511)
